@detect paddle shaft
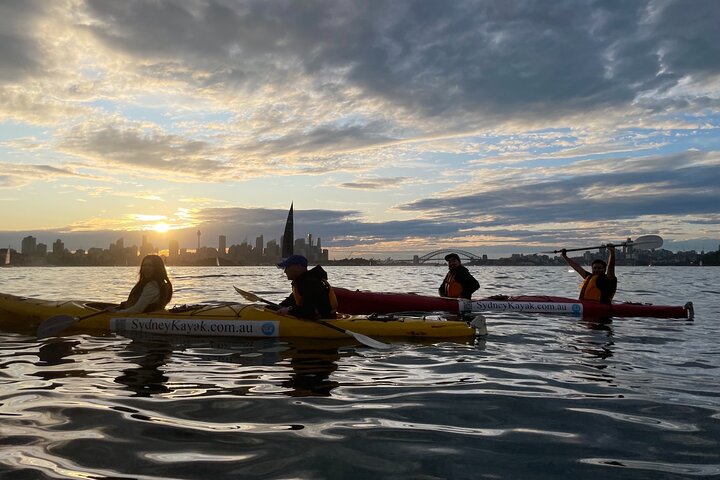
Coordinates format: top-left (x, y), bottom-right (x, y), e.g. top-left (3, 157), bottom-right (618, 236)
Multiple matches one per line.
top-left (546, 235), bottom-right (662, 254)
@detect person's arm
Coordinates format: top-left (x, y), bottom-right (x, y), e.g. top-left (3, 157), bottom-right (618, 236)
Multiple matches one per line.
top-left (458, 269), bottom-right (480, 298)
top-left (606, 244), bottom-right (616, 280)
top-left (114, 282), bottom-right (160, 314)
top-left (439, 273), bottom-right (448, 297)
top-left (279, 292), bottom-right (296, 307)
top-left (561, 249), bottom-right (589, 278)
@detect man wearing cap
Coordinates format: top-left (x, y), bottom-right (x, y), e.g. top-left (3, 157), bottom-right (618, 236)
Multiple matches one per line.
top-left (439, 253), bottom-right (480, 299)
top-left (276, 255), bottom-right (338, 319)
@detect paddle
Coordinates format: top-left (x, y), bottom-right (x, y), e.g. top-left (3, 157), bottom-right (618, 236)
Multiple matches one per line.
top-left (233, 286), bottom-right (391, 350)
top-left (542, 235), bottom-right (663, 254)
top-left (37, 308), bottom-right (112, 338)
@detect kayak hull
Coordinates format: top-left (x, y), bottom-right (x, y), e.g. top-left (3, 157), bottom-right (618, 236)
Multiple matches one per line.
top-left (334, 288), bottom-right (693, 319)
top-left (0, 293), bottom-right (478, 339)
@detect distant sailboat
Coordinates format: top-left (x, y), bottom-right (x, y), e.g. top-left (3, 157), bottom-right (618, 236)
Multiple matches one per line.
top-left (281, 202), bottom-right (294, 259)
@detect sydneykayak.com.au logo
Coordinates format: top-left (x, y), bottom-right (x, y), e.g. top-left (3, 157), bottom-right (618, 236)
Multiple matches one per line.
top-left (469, 301), bottom-right (583, 314)
top-left (110, 318), bottom-right (280, 337)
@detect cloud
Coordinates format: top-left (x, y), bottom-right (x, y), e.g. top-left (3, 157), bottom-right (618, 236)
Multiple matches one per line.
top-left (1, 1), bottom-right (718, 256)
top-left (58, 121), bottom-right (234, 180)
top-left (0, 0), bottom-right (46, 82)
top-left (338, 177), bottom-right (410, 190)
top-left (399, 151), bottom-right (720, 227)
top-left (77, 1), bottom-right (720, 121)
top-left (0, 163), bottom-right (94, 188)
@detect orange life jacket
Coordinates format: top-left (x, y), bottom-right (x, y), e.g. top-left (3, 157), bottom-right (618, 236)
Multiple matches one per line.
top-left (579, 274), bottom-right (616, 304)
top-left (444, 272), bottom-right (464, 298)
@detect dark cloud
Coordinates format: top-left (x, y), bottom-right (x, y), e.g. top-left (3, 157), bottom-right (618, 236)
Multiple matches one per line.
top-left (0, 0), bottom-right (45, 81)
top-left (399, 159), bottom-right (720, 226)
top-left (79, 0), bottom-right (720, 120)
top-left (250, 123), bottom-right (398, 157)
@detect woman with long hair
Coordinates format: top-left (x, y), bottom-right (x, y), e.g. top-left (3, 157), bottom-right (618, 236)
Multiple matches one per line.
top-left (114, 254), bottom-right (173, 314)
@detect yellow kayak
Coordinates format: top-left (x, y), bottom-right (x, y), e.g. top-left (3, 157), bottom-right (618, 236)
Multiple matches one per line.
top-left (0, 292), bottom-right (480, 340)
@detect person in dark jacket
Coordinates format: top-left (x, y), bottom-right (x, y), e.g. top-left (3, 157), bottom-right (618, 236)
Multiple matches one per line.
top-left (277, 255), bottom-right (338, 319)
top-left (439, 253), bottom-right (480, 299)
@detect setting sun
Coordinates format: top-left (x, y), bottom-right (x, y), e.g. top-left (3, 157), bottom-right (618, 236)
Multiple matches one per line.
top-left (154, 222), bottom-right (170, 233)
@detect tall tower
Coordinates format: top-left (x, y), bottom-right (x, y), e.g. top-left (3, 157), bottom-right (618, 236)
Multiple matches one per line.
top-left (197, 230), bottom-right (201, 252)
top-left (219, 235), bottom-right (226, 255)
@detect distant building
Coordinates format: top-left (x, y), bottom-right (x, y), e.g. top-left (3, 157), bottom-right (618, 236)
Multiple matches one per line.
top-left (21, 236), bottom-right (37, 255)
top-left (52, 239), bottom-right (64, 255)
top-left (168, 239), bottom-right (180, 257)
top-left (219, 235), bottom-right (227, 255)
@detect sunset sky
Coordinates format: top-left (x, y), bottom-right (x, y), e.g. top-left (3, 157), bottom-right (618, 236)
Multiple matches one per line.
top-left (1, 0), bottom-right (719, 258)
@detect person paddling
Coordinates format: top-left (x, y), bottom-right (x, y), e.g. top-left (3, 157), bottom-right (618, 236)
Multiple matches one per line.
top-left (561, 244), bottom-right (616, 304)
top-left (439, 253), bottom-right (480, 299)
top-left (276, 255), bottom-right (338, 319)
top-left (112, 254), bottom-right (173, 313)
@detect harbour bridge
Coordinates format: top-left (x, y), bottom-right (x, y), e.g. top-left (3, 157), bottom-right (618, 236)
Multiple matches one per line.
top-left (417, 249), bottom-right (483, 263)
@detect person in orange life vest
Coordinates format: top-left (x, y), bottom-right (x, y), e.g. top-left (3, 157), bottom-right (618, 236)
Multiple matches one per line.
top-left (439, 253), bottom-right (480, 299)
top-left (277, 255), bottom-right (338, 319)
top-left (561, 244), bottom-right (617, 304)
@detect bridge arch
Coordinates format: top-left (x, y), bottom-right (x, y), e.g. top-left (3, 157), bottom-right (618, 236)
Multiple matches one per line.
top-left (418, 249), bottom-right (482, 263)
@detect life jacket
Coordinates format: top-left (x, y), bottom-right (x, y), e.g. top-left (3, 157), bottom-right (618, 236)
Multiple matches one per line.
top-left (579, 274), bottom-right (616, 304)
top-left (124, 280), bottom-right (172, 313)
top-left (292, 279), bottom-right (338, 316)
top-left (443, 272), bottom-right (464, 298)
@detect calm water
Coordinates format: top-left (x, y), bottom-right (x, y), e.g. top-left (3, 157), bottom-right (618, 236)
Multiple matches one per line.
top-left (1, 266), bottom-right (719, 479)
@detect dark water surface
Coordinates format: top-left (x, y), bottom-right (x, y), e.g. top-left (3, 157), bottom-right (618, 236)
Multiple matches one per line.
top-left (1, 266), bottom-right (719, 479)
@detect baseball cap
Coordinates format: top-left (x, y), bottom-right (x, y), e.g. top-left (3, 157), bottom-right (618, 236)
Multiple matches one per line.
top-left (277, 254), bottom-right (308, 269)
top-left (444, 253), bottom-right (460, 261)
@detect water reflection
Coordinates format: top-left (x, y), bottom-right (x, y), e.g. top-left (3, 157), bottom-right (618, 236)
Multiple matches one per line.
top-left (578, 319), bottom-right (615, 360)
top-left (34, 338), bottom-right (90, 382)
top-left (281, 343), bottom-right (341, 397)
top-left (115, 339), bottom-right (173, 396)
top-left (37, 338), bottom-right (80, 366)
top-left (114, 334), bottom-right (353, 398)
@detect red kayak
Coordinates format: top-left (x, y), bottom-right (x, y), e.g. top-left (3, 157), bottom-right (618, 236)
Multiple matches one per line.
top-left (334, 288), bottom-right (693, 319)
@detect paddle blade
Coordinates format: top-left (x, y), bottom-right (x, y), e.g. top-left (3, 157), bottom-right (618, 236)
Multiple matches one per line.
top-left (629, 235), bottom-right (663, 250)
top-left (37, 315), bottom-right (79, 338)
top-left (234, 286), bottom-right (262, 302)
top-left (350, 331), bottom-right (392, 350)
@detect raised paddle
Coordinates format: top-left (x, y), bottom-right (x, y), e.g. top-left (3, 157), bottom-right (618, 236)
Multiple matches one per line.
top-left (542, 234), bottom-right (663, 254)
top-left (37, 308), bottom-right (112, 338)
top-left (233, 286), bottom-right (391, 350)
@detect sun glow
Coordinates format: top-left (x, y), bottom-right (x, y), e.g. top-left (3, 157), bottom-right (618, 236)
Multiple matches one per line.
top-left (154, 222), bottom-right (170, 233)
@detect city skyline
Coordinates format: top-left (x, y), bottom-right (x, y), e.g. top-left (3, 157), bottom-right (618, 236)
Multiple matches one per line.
top-left (11, 229), bottom-right (328, 259)
top-left (1, 1), bottom-right (719, 258)
top-left (6, 230), bottom-right (717, 264)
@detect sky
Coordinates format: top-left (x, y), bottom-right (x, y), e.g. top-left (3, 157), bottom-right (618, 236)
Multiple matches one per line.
top-left (1, 0), bottom-right (719, 259)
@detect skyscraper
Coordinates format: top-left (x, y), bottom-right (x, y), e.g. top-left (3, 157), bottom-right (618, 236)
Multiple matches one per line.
top-left (21, 236), bottom-right (37, 255)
